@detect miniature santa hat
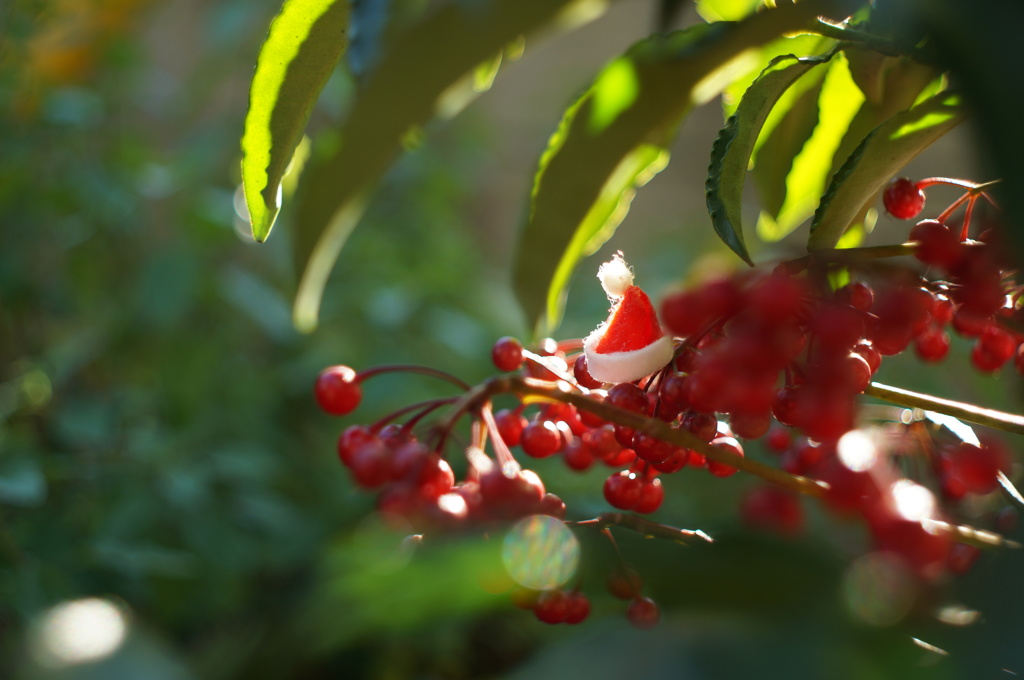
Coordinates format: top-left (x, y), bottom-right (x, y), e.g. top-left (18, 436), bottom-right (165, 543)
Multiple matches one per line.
top-left (582, 254), bottom-right (673, 384)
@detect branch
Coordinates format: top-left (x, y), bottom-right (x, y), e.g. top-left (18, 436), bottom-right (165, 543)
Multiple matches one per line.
top-left (440, 375), bottom-right (829, 498)
top-left (864, 382), bottom-right (1024, 436)
top-left (570, 512), bottom-right (714, 545)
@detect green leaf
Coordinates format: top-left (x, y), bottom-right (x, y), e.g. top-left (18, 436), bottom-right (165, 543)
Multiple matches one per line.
top-left (696, 0), bottom-right (762, 22)
top-left (514, 0), bottom-right (857, 333)
top-left (706, 53), bottom-right (833, 265)
top-left (750, 67), bottom-right (826, 218)
top-left (292, 0), bottom-right (612, 332)
top-left (721, 33), bottom-right (831, 118)
top-left (241, 0), bottom-right (350, 243)
top-left (756, 52), bottom-right (863, 242)
top-left (808, 91), bottom-right (966, 250)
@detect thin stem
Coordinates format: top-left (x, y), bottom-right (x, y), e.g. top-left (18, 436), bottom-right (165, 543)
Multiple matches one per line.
top-left (960, 195), bottom-right (977, 241)
top-left (936, 191), bottom-right (971, 225)
top-left (923, 519), bottom-right (1020, 550)
top-left (864, 382), bottom-right (1024, 436)
top-left (479, 401), bottom-right (518, 471)
top-left (916, 177), bottom-right (982, 190)
top-left (370, 397), bottom-right (458, 432)
top-left (571, 513), bottom-right (714, 545)
top-left (356, 364), bottom-right (472, 391)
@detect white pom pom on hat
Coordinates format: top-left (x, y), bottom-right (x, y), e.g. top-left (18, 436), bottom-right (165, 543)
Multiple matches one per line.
top-left (598, 252), bottom-right (634, 299)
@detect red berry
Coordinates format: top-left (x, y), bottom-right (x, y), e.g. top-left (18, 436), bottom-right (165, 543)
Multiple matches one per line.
top-left (521, 420), bottom-right (564, 458)
top-left (914, 326), bottom-right (950, 362)
top-left (634, 478), bottom-right (665, 514)
top-left (729, 409), bottom-right (772, 439)
top-left (909, 219), bottom-right (962, 269)
top-left (627, 596), bottom-right (661, 629)
top-left (836, 281), bottom-right (874, 312)
top-left (564, 592), bottom-right (591, 624)
top-left (538, 492), bottom-right (567, 519)
top-left (765, 425), bottom-right (792, 454)
top-left (562, 438), bottom-right (595, 471)
top-left (682, 411), bottom-right (718, 443)
top-left (348, 439), bottom-right (392, 488)
top-left (534, 590), bottom-right (569, 624)
top-left (632, 431), bottom-right (673, 464)
top-left (479, 467), bottom-right (546, 520)
top-left (338, 425), bottom-right (375, 466)
top-left (883, 177), bottom-right (925, 220)
top-left (492, 336), bottom-right (524, 372)
top-left (573, 354), bottom-right (603, 389)
top-left (390, 440), bottom-right (429, 480)
top-left (707, 436), bottom-right (743, 477)
top-left (494, 409), bottom-right (527, 447)
top-left (659, 372), bottom-right (690, 413)
top-left (809, 303), bottom-right (865, 352)
top-left (414, 453), bottom-right (455, 500)
top-left (660, 289), bottom-right (706, 338)
top-left (651, 447), bottom-right (690, 473)
top-left (949, 439), bottom-right (1010, 494)
top-left (971, 325), bottom-right (1015, 372)
top-left (852, 342), bottom-right (882, 375)
top-left (603, 470), bottom-right (642, 510)
top-left (607, 567), bottom-right (643, 599)
top-left (868, 514), bottom-right (951, 580)
top-left (315, 365), bottom-right (362, 415)
top-left (606, 382), bottom-right (650, 414)
top-left (952, 308), bottom-right (993, 338)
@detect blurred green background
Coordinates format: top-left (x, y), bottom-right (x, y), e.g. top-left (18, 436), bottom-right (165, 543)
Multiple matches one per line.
top-left (3, 0), bottom-right (1024, 678)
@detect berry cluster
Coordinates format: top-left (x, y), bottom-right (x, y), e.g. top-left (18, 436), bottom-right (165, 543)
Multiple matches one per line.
top-left (313, 175), bottom-right (1020, 629)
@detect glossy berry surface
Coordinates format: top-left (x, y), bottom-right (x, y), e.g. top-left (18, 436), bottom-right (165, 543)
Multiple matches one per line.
top-left (492, 336), bottom-right (525, 372)
top-left (883, 177), bottom-right (925, 219)
top-left (314, 365), bottom-right (362, 415)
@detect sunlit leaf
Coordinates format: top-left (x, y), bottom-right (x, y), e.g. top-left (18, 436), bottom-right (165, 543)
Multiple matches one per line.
top-left (721, 33), bottom-right (831, 118)
top-left (514, 0), bottom-right (857, 333)
top-left (292, 0), bottom-right (614, 332)
top-left (828, 47), bottom-right (939, 184)
top-left (750, 67), bottom-right (825, 218)
top-left (706, 53), bottom-right (833, 264)
top-left (809, 91), bottom-right (965, 250)
top-left (696, 0), bottom-right (763, 22)
top-left (756, 52), bottom-right (863, 242)
top-left (241, 0), bottom-right (350, 243)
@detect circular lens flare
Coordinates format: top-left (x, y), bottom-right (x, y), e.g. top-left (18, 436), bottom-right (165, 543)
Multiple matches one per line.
top-left (502, 515), bottom-right (579, 591)
top-left (843, 552), bottom-right (917, 626)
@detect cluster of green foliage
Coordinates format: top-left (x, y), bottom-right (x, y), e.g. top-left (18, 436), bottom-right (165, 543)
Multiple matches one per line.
top-left (242, 0), bottom-right (1024, 335)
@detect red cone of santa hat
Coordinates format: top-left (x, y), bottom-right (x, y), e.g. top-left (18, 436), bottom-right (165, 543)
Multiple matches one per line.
top-left (582, 254), bottom-right (673, 384)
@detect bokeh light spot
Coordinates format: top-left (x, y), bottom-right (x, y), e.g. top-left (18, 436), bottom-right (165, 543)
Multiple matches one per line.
top-left (502, 514), bottom-right (579, 591)
top-left (838, 430), bottom-right (877, 472)
top-left (891, 479), bottom-right (936, 521)
top-left (30, 598), bottom-right (127, 668)
top-left (843, 552), bottom-right (917, 626)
